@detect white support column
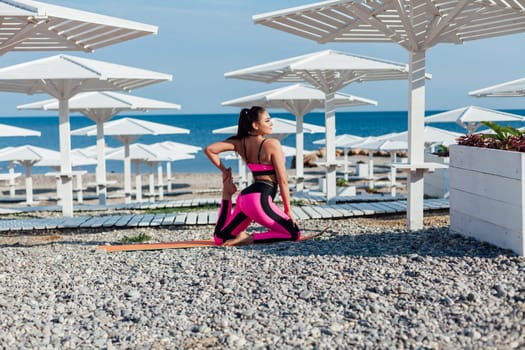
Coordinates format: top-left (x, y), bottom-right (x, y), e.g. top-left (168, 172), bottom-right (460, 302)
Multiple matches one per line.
top-left (407, 51), bottom-right (427, 230)
top-left (343, 147), bottom-right (349, 181)
top-left (390, 153), bottom-right (397, 197)
top-left (295, 113), bottom-right (305, 192)
top-left (58, 98), bottom-right (73, 217)
top-left (166, 161), bottom-right (172, 192)
top-left (124, 142), bottom-right (132, 204)
top-left (368, 152), bottom-right (375, 190)
top-left (238, 157), bottom-right (247, 188)
top-left (75, 172), bottom-right (83, 204)
top-left (157, 162), bottom-right (164, 200)
top-left (96, 120), bottom-right (107, 206)
top-left (324, 92), bottom-right (337, 204)
top-left (134, 161), bottom-right (143, 202)
top-left (8, 164), bottom-right (15, 197)
top-left (148, 164), bottom-right (155, 202)
top-left (24, 163), bottom-right (33, 206)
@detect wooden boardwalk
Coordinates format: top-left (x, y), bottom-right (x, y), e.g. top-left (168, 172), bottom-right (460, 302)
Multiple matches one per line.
top-left (0, 198), bottom-right (449, 233)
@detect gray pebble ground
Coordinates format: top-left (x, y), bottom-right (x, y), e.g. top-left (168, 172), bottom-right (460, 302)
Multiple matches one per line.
top-left (0, 214), bottom-right (524, 349)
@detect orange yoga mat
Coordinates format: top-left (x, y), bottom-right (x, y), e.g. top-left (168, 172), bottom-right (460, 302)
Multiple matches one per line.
top-left (97, 230), bottom-right (326, 253)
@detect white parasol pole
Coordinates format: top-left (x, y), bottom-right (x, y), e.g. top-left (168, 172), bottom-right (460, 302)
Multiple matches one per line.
top-left (58, 98), bottom-right (74, 217)
top-left (324, 92), bottom-right (336, 204)
top-left (95, 120), bottom-right (107, 205)
top-left (295, 113), bottom-right (305, 192)
top-left (407, 51), bottom-right (427, 230)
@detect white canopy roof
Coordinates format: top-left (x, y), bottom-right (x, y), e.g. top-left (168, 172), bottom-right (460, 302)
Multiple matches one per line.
top-left (313, 134), bottom-right (363, 147)
top-left (0, 0), bottom-right (157, 55)
top-left (154, 141), bottom-right (202, 154)
top-left (18, 91), bottom-right (181, 113)
top-left (0, 54), bottom-right (171, 94)
top-left (0, 144), bottom-right (94, 166)
top-left (72, 117), bottom-right (189, 138)
top-left (253, 1), bottom-right (525, 52)
top-left (0, 144), bottom-right (55, 162)
top-left (225, 50), bottom-right (412, 88)
top-left (390, 126), bottom-right (462, 147)
top-left (355, 139), bottom-right (408, 152)
top-left (0, 123), bottom-right (40, 137)
top-left (470, 77), bottom-right (525, 97)
top-left (425, 106), bottom-right (525, 133)
top-left (222, 83), bottom-right (377, 115)
top-left (212, 117), bottom-right (324, 137)
top-left (72, 145), bottom-right (118, 159)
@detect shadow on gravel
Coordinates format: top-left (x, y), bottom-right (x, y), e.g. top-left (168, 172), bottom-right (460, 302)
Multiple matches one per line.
top-left (244, 228), bottom-right (516, 258)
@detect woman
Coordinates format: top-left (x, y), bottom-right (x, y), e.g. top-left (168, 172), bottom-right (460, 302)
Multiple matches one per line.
top-left (205, 106), bottom-right (301, 246)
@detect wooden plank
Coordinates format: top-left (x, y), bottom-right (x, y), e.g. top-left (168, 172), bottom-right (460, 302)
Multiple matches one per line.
top-left (150, 214), bottom-right (165, 227)
top-left (161, 213), bottom-right (177, 226)
top-left (115, 215), bottom-right (134, 227)
top-left (62, 217), bottom-right (92, 228)
top-left (126, 215), bottom-right (144, 227)
top-left (300, 206), bottom-right (322, 219)
top-left (79, 216), bottom-right (101, 228)
top-left (138, 214), bottom-right (155, 227)
top-left (291, 207), bottom-right (309, 220)
top-left (173, 214), bottom-right (187, 225)
top-left (102, 216), bottom-right (122, 228)
top-left (197, 212), bottom-right (208, 225)
top-left (89, 216), bottom-right (111, 228)
top-left (346, 203), bottom-right (375, 215)
top-left (208, 211), bottom-right (218, 224)
top-left (186, 212), bottom-right (198, 225)
top-left (313, 206), bottom-right (337, 218)
top-left (325, 205), bottom-right (352, 217)
top-left (321, 206), bottom-right (345, 218)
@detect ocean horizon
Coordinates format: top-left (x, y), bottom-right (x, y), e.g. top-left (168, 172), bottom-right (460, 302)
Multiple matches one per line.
top-left (1, 109), bottom-right (524, 175)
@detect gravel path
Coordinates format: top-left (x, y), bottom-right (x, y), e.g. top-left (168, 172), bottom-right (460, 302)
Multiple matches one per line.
top-left (0, 214), bottom-right (524, 349)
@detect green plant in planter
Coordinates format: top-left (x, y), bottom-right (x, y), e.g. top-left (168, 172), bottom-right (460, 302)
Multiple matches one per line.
top-left (457, 121), bottom-right (525, 152)
top-left (434, 144), bottom-right (449, 157)
top-left (336, 178), bottom-right (348, 187)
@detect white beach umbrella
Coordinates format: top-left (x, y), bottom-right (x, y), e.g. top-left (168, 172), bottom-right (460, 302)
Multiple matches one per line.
top-left (470, 77), bottom-right (525, 98)
top-left (0, 0), bottom-right (157, 55)
top-left (0, 55), bottom-right (171, 216)
top-left (222, 83), bottom-right (376, 191)
top-left (252, 1), bottom-right (525, 230)
top-left (73, 117), bottom-right (189, 203)
top-left (390, 126), bottom-right (463, 147)
top-left (225, 49), bottom-right (416, 204)
top-left (18, 91), bottom-right (181, 206)
top-left (425, 106), bottom-right (525, 134)
top-left (0, 145), bottom-right (61, 205)
top-left (107, 143), bottom-right (194, 202)
top-left (0, 123), bottom-right (40, 137)
top-left (72, 145), bottom-right (118, 160)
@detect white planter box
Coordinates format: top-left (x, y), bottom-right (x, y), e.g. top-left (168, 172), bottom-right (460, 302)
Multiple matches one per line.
top-left (424, 153), bottom-right (449, 198)
top-left (449, 145), bottom-right (525, 256)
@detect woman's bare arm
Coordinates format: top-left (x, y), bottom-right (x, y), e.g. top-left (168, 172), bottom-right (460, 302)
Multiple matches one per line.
top-left (204, 140), bottom-right (236, 174)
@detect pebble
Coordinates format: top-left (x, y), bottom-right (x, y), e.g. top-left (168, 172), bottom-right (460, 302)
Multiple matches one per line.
top-left (0, 215), bottom-right (523, 349)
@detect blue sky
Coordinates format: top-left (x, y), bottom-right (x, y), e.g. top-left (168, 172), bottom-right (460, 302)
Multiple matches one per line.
top-left (2, 0), bottom-right (525, 116)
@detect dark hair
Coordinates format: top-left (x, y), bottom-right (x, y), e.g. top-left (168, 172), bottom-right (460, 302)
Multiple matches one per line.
top-left (229, 106), bottom-right (265, 139)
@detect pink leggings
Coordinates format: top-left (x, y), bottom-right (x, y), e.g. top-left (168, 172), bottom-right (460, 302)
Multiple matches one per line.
top-left (214, 181), bottom-right (301, 245)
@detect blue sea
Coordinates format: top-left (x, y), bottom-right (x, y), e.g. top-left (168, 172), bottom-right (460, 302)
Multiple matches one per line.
top-left (1, 110), bottom-right (524, 174)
